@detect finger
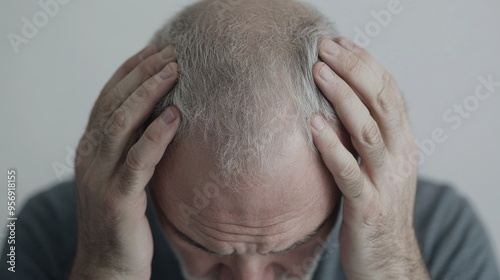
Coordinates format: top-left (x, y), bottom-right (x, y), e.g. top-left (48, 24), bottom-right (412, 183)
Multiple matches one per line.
top-left (96, 45), bottom-right (176, 123)
top-left (310, 114), bottom-right (372, 203)
top-left (98, 62), bottom-right (179, 164)
top-left (335, 37), bottom-right (386, 74)
top-left (319, 39), bottom-right (407, 148)
top-left (118, 106), bottom-right (180, 198)
top-left (87, 45), bottom-right (159, 131)
top-left (101, 44), bottom-right (158, 95)
top-left (313, 62), bottom-right (388, 176)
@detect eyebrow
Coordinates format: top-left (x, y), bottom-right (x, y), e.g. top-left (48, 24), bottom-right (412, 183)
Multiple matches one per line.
top-left (163, 212), bottom-right (331, 257)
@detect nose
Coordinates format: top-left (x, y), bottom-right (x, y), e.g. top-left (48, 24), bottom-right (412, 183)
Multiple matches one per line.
top-left (219, 257), bottom-right (281, 280)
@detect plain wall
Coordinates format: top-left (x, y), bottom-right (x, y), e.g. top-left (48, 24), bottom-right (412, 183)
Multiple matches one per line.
top-left (1, 0), bottom-right (499, 268)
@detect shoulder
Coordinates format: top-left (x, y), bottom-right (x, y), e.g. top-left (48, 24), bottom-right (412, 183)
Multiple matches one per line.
top-left (0, 180), bottom-right (183, 279)
top-left (414, 178), bottom-right (500, 279)
top-left (0, 180), bottom-right (78, 280)
top-left (20, 180), bottom-right (76, 219)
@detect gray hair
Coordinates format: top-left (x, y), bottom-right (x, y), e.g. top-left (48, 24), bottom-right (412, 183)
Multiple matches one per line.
top-left (149, 0), bottom-right (339, 186)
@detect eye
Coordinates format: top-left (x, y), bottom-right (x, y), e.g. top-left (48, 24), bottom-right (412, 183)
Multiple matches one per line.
top-left (200, 248), bottom-right (218, 256)
top-left (187, 242), bottom-right (236, 257)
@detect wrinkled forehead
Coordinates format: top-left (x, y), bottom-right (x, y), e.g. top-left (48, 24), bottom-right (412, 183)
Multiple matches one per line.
top-left (151, 131), bottom-right (337, 225)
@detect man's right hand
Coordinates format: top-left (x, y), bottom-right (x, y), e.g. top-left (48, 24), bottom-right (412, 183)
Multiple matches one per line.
top-left (69, 44), bottom-right (180, 280)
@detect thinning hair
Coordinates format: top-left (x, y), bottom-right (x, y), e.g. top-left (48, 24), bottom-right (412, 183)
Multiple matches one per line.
top-left (149, 0), bottom-right (339, 186)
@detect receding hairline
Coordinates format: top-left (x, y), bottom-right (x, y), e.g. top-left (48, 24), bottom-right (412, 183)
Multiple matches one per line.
top-left (148, 0), bottom-right (339, 186)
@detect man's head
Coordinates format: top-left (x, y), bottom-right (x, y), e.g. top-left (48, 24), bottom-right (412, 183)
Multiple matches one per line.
top-left (148, 0), bottom-right (349, 279)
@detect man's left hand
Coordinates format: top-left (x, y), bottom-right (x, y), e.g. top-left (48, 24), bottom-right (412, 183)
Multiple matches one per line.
top-left (310, 38), bottom-right (429, 280)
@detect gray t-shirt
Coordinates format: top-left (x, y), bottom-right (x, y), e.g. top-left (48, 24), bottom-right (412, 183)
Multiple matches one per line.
top-left (1, 179), bottom-right (499, 279)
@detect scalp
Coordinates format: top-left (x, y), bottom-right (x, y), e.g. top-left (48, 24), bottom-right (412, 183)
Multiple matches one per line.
top-left (149, 0), bottom-right (340, 186)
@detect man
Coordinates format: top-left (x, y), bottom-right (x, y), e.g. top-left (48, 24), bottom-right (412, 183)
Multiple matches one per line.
top-left (1, 0), bottom-right (499, 279)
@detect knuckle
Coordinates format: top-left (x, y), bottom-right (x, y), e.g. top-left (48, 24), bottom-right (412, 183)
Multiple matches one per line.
top-left (165, 63), bottom-right (178, 76)
top-left (141, 78), bottom-right (157, 93)
top-left (105, 106), bottom-right (129, 136)
top-left (99, 109), bottom-right (128, 156)
top-left (340, 38), bottom-right (366, 57)
top-left (85, 127), bottom-right (102, 147)
top-left (100, 87), bottom-right (123, 114)
top-left (349, 185), bottom-right (365, 200)
top-left (93, 118), bottom-right (108, 134)
top-left (339, 163), bottom-right (360, 184)
top-left (339, 164), bottom-right (365, 199)
top-left (143, 125), bottom-right (163, 146)
top-left (125, 145), bottom-right (146, 172)
top-left (354, 48), bottom-right (369, 61)
top-left (375, 87), bottom-right (395, 113)
top-left (122, 57), bottom-right (138, 74)
top-left (375, 73), bottom-right (400, 113)
top-left (361, 121), bottom-right (382, 146)
top-left (76, 138), bottom-right (94, 161)
top-left (137, 62), bottom-right (156, 81)
top-left (343, 54), bottom-right (362, 74)
top-left (107, 86), bottom-right (124, 100)
top-left (389, 110), bottom-right (408, 133)
top-left (97, 137), bottom-right (113, 161)
top-left (382, 71), bottom-right (398, 88)
top-left (131, 86), bottom-right (148, 106)
top-left (324, 139), bottom-right (340, 155)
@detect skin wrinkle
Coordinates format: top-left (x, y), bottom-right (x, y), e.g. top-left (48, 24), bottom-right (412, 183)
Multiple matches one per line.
top-left (143, 1), bottom-right (360, 276)
top-left (153, 191), bottom-right (338, 257)
top-left (150, 136), bottom-right (345, 280)
top-left (148, 118), bottom-right (343, 279)
top-left (166, 185), bottom-right (328, 230)
top-left (192, 219), bottom-right (294, 239)
top-left (174, 212), bottom-right (334, 257)
top-left (188, 215), bottom-right (313, 249)
top-left (158, 185), bottom-right (316, 230)
top-left (156, 191), bottom-right (332, 253)
top-left (156, 194), bottom-right (335, 256)
top-left (183, 191), bottom-right (311, 225)
top-left (188, 196), bottom-right (321, 231)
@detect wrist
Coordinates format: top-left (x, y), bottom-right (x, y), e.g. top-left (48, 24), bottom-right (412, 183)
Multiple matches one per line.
top-left (70, 251), bottom-right (150, 280)
top-left (375, 231), bottom-right (429, 280)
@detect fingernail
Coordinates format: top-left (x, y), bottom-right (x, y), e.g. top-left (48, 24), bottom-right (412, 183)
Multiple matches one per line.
top-left (158, 63), bottom-right (178, 80)
top-left (323, 40), bottom-right (341, 56)
top-left (311, 115), bottom-right (326, 131)
top-left (139, 44), bottom-right (155, 61)
top-left (160, 45), bottom-right (175, 60)
top-left (162, 107), bottom-right (176, 124)
top-left (319, 64), bottom-right (335, 82)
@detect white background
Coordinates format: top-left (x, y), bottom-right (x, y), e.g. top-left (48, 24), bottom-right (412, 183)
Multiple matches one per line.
top-left (1, 0), bottom-right (499, 269)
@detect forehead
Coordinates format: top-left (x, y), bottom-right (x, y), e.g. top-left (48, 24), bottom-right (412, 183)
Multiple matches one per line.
top-left (153, 132), bottom-right (336, 224)
top-left (150, 131), bottom-right (338, 255)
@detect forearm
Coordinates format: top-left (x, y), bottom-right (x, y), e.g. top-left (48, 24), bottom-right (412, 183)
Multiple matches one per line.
top-left (372, 231), bottom-right (430, 280)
